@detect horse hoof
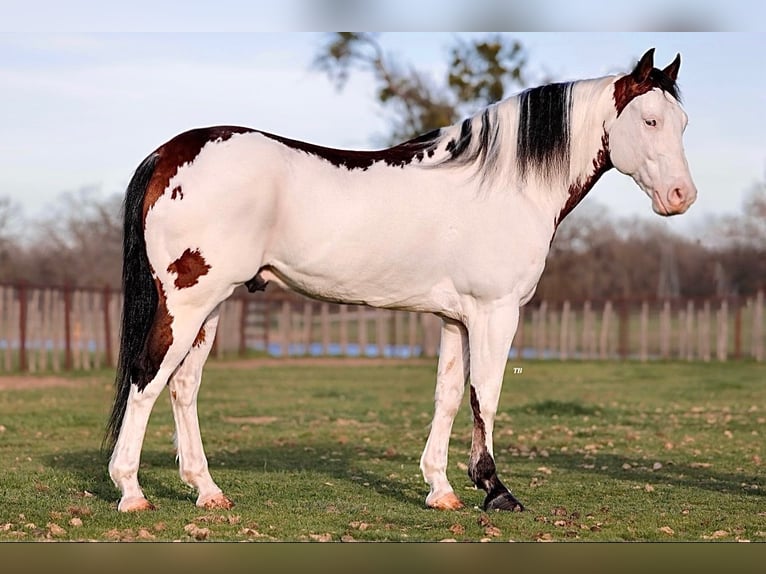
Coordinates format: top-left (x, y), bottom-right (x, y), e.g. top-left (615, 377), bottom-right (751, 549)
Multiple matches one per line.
top-left (197, 493), bottom-right (235, 509)
top-left (485, 492), bottom-right (524, 512)
top-left (427, 492), bottom-right (465, 510)
top-left (118, 497), bottom-right (156, 512)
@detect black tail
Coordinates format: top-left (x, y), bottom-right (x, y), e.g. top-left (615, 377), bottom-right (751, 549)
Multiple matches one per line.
top-left (103, 153), bottom-right (160, 454)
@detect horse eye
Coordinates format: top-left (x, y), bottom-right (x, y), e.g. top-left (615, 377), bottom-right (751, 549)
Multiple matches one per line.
top-left (644, 118), bottom-right (657, 127)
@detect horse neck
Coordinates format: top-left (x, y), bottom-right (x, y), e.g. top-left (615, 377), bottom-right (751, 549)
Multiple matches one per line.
top-left (506, 76), bottom-right (619, 227)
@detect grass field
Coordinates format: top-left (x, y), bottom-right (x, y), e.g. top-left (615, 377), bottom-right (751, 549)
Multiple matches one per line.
top-left (0, 359), bottom-right (763, 542)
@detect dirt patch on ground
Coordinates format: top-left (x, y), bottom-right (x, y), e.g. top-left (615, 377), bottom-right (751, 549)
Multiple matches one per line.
top-left (0, 375), bottom-right (98, 391)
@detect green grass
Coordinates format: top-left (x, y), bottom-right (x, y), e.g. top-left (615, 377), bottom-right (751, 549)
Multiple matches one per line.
top-left (0, 360), bottom-right (763, 542)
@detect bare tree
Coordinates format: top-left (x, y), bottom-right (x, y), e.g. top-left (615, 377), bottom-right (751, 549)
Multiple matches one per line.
top-left (313, 32), bottom-right (528, 144)
top-left (0, 196), bottom-right (22, 281)
top-left (22, 187), bottom-right (123, 287)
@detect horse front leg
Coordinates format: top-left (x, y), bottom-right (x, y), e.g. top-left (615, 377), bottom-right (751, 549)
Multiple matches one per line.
top-left (420, 318), bottom-right (469, 510)
top-left (466, 303), bottom-right (524, 511)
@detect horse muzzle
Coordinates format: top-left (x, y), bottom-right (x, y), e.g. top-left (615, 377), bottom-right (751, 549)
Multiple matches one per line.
top-left (652, 182), bottom-right (697, 216)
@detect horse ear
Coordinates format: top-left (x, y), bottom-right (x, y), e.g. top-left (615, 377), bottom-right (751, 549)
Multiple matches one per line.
top-left (632, 48), bottom-right (655, 83)
top-left (663, 53), bottom-right (681, 81)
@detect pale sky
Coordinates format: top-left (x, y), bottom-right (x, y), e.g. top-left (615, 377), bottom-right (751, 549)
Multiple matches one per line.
top-left (1, 28), bottom-right (764, 237)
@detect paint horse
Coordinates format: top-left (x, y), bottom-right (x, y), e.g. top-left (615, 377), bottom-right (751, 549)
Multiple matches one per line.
top-left (105, 49), bottom-right (696, 512)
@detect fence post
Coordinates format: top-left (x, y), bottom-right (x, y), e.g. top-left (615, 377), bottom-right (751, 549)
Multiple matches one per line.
top-left (407, 312), bottom-right (418, 357)
top-left (715, 299), bottom-right (728, 362)
top-left (639, 301), bottom-right (649, 362)
top-left (358, 306), bottom-right (368, 356)
top-left (394, 311), bottom-right (404, 357)
top-left (549, 309), bottom-right (559, 358)
top-left (538, 302), bottom-right (548, 359)
top-left (599, 301), bottom-right (612, 360)
top-left (376, 310), bottom-right (387, 357)
top-left (18, 283), bottom-right (28, 372)
top-left (0, 287), bottom-right (8, 371)
top-left (754, 291), bottom-right (764, 362)
top-left (617, 300), bottom-right (629, 360)
top-left (63, 285), bottom-right (73, 370)
top-left (320, 303), bottom-right (330, 355)
top-left (582, 301), bottom-right (594, 359)
top-left (239, 298), bottom-right (248, 357)
top-left (302, 302), bottom-right (313, 355)
top-left (659, 300), bottom-right (671, 359)
top-left (279, 300), bottom-right (291, 357)
top-left (39, 289), bottom-right (52, 372)
top-left (264, 299), bottom-right (272, 354)
top-left (102, 286), bottom-right (113, 368)
top-left (27, 288), bottom-right (39, 373)
top-left (685, 300), bottom-right (695, 361)
top-left (559, 301), bottom-right (570, 360)
top-left (421, 313), bottom-right (441, 358)
top-left (733, 297), bottom-right (742, 360)
top-left (339, 305), bottom-right (348, 356)
top-left (700, 301), bottom-right (711, 362)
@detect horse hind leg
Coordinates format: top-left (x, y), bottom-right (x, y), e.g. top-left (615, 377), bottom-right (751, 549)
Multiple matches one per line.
top-left (168, 306), bottom-right (233, 509)
top-left (108, 291), bottom-right (223, 512)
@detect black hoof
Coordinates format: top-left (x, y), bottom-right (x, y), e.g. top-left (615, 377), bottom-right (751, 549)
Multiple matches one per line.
top-left (484, 491), bottom-right (525, 512)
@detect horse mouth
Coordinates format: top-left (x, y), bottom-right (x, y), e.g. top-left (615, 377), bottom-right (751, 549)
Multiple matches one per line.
top-left (652, 190), bottom-right (690, 216)
top-left (652, 190), bottom-right (672, 216)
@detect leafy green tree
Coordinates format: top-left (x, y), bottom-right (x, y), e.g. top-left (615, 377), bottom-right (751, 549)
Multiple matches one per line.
top-left (313, 33), bottom-right (528, 144)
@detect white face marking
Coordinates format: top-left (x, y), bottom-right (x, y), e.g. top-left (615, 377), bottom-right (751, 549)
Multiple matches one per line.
top-left (608, 89), bottom-right (697, 216)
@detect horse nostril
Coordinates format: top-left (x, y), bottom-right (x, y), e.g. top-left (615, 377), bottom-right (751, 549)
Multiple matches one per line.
top-left (668, 187), bottom-right (685, 207)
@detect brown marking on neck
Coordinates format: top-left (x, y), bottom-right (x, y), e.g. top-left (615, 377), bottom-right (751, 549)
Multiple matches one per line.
top-left (167, 248), bottom-right (212, 289)
top-left (142, 126), bottom-right (253, 223)
top-left (171, 185), bottom-right (183, 200)
top-left (556, 129), bottom-right (613, 228)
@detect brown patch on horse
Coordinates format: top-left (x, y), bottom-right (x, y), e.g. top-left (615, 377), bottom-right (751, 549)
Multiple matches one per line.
top-left (556, 129), bottom-right (613, 228)
top-left (134, 275), bottom-right (174, 391)
top-left (167, 248), bottom-right (212, 289)
top-left (171, 185), bottom-right (183, 200)
top-left (142, 126), bottom-right (253, 223)
top-left (613, 48), bottom-right (681, 116)
top-left (192, 325), bottom-right (206, 348)
top-left (467, 385), bottom-right (523, 511)
top-left (258, 127), bottom-right (441, 170)
top-left (469, 385), bottom-right (486, 443)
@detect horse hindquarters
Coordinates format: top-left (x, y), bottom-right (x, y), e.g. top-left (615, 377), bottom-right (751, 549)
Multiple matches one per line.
top-left (106, 141), bottom-right (248, 511)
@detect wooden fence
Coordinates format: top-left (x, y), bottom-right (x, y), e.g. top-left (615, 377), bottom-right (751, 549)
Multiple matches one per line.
top-left (0, 282), bottom-right (764, 373)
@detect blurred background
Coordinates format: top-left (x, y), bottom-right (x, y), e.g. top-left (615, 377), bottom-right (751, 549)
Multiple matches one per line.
top-left (0, 13), bottom-right (764, 369)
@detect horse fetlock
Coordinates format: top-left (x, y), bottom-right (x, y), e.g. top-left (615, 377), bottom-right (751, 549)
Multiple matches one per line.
top-left (179, 465), bottom-right (212, 488)
top-left (467, 449), bottom-right (496, 487)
